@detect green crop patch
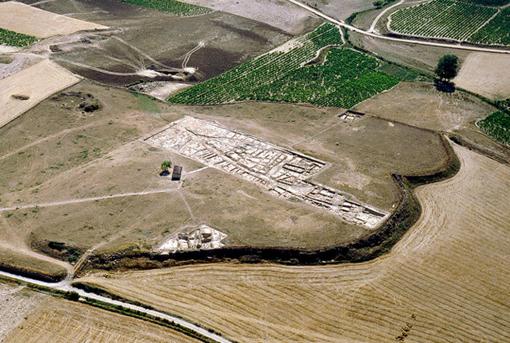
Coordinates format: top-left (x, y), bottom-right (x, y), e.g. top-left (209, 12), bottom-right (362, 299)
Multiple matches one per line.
top-left (168, 23), bottom-right (399, 109)
top-left (0, 28), bottom-right (37, 47)
top-left (122, 0), bottom-right (211, 16)
top-left (468, 8), bottom-right (510, 46)
top-left (388, 0), bottom-right (509, 45)
top-left (479, 111), bottom-right (510, 145)
top-left (459, 0), bottom-right (509, 5)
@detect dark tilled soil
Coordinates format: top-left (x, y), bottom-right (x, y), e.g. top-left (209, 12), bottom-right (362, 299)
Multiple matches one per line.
top-left (42, 1), bottom-right (291, 87)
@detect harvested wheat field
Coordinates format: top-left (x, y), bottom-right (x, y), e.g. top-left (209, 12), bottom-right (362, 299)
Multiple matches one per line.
top-left (0, 1), bottom-right (107, 38)
top-left (4, 297), bottom-right (196, 343)
top-left (0, 283), bottom-right (45, 341)
top-left (78, 144), bottom-right (510, 342)
top-left (455, 52), bottom-right (510, 99)
top-left (0, 59), bottom-right (80, 128)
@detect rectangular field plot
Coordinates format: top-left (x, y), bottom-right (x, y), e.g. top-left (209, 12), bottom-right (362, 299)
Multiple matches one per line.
top-left (168, 23), bottom-right (399, 108)
top-left (146, 116), bottom-right (388, 229)
top-left (0, 60), bottom-right (81, 128)
top-left (389, 0), bottom-right (499, 42)
top-left (0, 1), bottom-right (107, 38)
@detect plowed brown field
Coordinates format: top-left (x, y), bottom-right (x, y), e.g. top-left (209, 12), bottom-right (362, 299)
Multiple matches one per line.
top-left (4, 297), bottom-right (196, 343)
top-left (78, 144), bottom-right (510, 342)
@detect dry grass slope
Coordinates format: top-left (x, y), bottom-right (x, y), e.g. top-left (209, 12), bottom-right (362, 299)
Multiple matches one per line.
top-left (4, 297), bottom-right (196, 343)
top-left (79, 144), bottom-right (510, 342)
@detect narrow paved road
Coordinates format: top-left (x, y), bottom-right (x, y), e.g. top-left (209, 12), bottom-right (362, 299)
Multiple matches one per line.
top-left (285, 0), bottom-right (510, 54)
top-left (0, 270), bottom-right (232, 343)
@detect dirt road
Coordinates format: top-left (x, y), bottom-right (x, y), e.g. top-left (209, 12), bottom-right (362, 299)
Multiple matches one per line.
top-left (0, 270), bottom-right (231, 343)
top-left (0, 189), bottom-right (177, 213)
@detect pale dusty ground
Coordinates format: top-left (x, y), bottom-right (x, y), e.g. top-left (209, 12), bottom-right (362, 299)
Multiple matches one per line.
top-left (355, 82), bottom-right (494, 131)
top-left (0, 1), bottom-right (107, 38)
top-left (0, 54), bottom-right (43, 80)
top-left (0, 59), bottom-right (80, 128)
top-left (0, 283), bottom-right (45, 341)
top-left (79, 144), bottom-right (510, 342)
top-left (181, 0), bottom-right (317, 34)
top-left (454, 52), bottom-right (510, 99)
top-left (150, 82), bottom-right (192, 100)
top-left (4, 297), bottom-right (196, 343)
top-left (0, 46), bottom-right (19, 53)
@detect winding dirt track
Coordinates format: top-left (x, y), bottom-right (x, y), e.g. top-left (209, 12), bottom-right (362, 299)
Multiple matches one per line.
top-left (79, 144), bottom-right (510, 342)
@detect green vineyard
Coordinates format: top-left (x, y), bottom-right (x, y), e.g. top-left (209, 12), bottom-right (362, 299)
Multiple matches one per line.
top-left (0, 28), bottom-right (37, 47)
top-left (168, 24), bottom-right (399, 109)
top-left (389, 0), bottom-right (497, 41)
top-left (468, 8), bottom-right (510, 46)
top-left (479, 111), bottom-right (510, 146)
top-left (122, 0), bottom-right (211, 16)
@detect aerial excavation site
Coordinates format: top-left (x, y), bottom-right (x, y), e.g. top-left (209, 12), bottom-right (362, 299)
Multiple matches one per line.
top-left (0, 0), bottom-right (509, 342)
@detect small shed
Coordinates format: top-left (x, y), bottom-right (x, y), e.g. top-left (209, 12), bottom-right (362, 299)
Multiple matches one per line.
top-left (172, 165), bottom-right (183, 181)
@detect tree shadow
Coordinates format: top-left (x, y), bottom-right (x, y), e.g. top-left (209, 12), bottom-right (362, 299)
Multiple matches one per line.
top-left (434, 79), bottom-right (456, 93)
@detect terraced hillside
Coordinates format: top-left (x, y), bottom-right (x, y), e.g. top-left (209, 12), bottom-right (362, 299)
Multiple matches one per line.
top-left (78, 144), bottom-right (510, 342)
top-left (169, 23), bottom-right (400, 108)
top-left (389, 0), bottom-right (510, 45)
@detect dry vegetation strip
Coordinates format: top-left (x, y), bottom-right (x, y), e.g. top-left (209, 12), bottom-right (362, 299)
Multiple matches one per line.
top-left (0, 1), bottom-right (107, 38)
top-left (4, 297), bottom-right (197, 343)
top-left (78, 144), bottom-right (510, 342)
top-left (0, 60), bottom-right (80, 128)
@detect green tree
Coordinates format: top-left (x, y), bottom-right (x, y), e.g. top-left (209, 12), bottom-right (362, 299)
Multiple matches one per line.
top-left (435, 54), bottom-right (459, 81)
top-left (161, 160), bottom-right (172, 172)
top-left (65, 291), bottom-right (80, 301)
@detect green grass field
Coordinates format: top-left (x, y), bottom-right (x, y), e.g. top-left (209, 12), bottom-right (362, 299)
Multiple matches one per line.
top-left (122, 0), bottom-right (211, 16)
top-left (479, 111), bottom-right (510, 145)
top-left (0, 28), bottom-right (37, 47)
top-left (168, 24), bottom-right (400, 109)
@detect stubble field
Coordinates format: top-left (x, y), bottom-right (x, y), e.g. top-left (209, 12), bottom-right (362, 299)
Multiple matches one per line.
top-left (0, 284), bottom-right (195, 342)
top-left (77, 144), bottom-right (510, 342)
